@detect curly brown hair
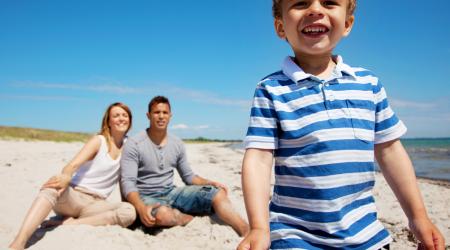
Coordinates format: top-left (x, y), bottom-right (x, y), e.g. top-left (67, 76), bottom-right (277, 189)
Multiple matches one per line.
top-left (272, 0), bottom-right (356, 18)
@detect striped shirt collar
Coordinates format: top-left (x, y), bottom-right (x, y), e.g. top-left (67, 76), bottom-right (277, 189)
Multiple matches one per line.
top-left (282, 55), bottom-right (356, 85)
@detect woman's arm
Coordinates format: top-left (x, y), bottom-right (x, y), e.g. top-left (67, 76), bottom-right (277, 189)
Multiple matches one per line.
top-left (42, 135), bottom-right (101, 190)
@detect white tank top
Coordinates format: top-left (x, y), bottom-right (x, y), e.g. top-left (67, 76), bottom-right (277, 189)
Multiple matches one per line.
top-left (71, 135), bottom-right (121, 198)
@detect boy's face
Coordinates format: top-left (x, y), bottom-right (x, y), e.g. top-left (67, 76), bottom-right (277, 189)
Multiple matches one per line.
top-left (274, 0), bottom-right (354, 57)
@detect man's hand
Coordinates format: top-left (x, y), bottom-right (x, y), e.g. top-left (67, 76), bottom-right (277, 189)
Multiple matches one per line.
top-left (236, 228), bottom-right (270, 250)
top-left (409, 216), bottom-right (445, 250)
top-left (208, 180), bottom-right (229, 194)
top-left (137, 203), bottom-right (161, 227)
top-left (41, 174), bottom-right (71, 191)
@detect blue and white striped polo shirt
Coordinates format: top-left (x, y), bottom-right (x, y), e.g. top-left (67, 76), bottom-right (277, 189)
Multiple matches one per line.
top-left (244, 56), bottom-right (407, 250)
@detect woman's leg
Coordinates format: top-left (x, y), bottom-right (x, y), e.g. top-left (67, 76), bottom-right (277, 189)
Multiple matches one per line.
top-left (65, 199), bottom-right (136, 227)
top-left (9, 189), bottom-right (58, 250)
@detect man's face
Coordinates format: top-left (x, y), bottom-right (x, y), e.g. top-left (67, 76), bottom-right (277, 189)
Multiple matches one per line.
top-left (147, 102), bottom-right (172, 131)
top-left (274, 0), bottom-right (354, 57)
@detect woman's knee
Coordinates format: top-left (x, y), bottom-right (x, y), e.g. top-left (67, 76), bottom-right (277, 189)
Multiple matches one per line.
top-left (115, 202), bottom-right (136, 227)
top-left (37, 188), bottom-right (59, 207)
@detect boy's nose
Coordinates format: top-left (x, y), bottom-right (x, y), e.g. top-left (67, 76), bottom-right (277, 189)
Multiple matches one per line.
top-left (307, 1), bottom-right (324, 17)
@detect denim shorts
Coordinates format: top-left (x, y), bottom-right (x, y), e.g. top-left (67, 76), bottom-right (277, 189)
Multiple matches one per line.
top-left (140, 185), bottom-right (219, 215)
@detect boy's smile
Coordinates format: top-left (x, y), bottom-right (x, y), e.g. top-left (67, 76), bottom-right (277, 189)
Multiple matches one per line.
top-left (275, 0), bottom-right (354, 57)
top-left (301, 24), bottom-right (329, 38)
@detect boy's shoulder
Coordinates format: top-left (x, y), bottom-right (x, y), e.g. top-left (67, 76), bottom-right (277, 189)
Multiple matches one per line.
top-left (257, 70), bottom-right (293, 88)
top-left (350, 66), bottom-right (383, 88)
top-left (351, 66), bottom-right (378, 78)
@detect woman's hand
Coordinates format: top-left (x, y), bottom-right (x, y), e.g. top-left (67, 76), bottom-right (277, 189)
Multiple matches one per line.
top-left (41, 173), bottom-right (71, 190)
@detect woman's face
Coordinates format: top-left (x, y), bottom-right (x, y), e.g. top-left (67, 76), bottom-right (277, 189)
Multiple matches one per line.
top-left (108, 106), bottom-right (130, 134)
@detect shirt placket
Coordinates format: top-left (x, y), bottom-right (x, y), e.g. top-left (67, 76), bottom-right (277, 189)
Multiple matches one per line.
top-left (313, 78), bottom-right (335, 119)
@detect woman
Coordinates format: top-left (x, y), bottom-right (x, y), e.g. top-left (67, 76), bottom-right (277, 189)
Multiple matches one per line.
top-left (9, 102), bottom-right (136, 250)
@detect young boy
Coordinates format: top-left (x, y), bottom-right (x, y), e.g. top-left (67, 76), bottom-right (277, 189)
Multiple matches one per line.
top-left (237, 0), bottom-right (445, 249)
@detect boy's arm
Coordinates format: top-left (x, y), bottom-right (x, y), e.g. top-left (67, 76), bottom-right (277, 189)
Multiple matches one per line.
top-left (237, 148), bottom-right (273, 250)
top-left (375, 139), bottom-right (445, 250)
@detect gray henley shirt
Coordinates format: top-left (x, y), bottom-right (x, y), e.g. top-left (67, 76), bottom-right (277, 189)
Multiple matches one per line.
top-left (120, 130), bottom-right (195, 197)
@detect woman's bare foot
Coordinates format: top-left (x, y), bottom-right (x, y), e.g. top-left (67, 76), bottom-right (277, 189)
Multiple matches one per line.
top-left (40, 217), bottom-right (75, 228)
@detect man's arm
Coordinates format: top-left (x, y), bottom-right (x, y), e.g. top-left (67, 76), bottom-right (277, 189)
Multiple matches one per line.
top-left (120, 140), bottom-right (159, 227)
top-left (237, 148), bottom-right (273, 250)
top-left (126, 191), bottom-right (160, 227)
top-left (375, 139), bottom-right (445, 250)
top-left (191, 175), bottom-right (229, 194)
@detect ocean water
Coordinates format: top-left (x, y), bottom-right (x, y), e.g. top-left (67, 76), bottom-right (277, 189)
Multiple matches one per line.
top-left (400, 138), bottom-right (450, 182)
top-left (229, 138), bottom-right (450, 182)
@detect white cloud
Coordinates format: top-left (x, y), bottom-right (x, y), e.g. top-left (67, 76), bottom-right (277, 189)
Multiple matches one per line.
top-left (11, 82), bottom-right (141, 94)
top-left (391, 97), bottom-right (450, 137)
top-left (195, 125), bottom-right (209, 129)
top-left (10, 81), bottom-right (251, 108)
top-left (171, 124), bottom-right (189, 130)
top-left (0, 94), bottom-right (84, 101)
top-left (390, 98), bottom-right (436, 109)
top-left (170, 124), bottom-right (210, 130)
top-left (164, 86), bottom-right (251, 109)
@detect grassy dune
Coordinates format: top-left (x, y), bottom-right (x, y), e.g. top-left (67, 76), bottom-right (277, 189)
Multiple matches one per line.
top-left (0, 126), bottom-right (242, 143)
top-left (0, 126), bottom-right (92, 142)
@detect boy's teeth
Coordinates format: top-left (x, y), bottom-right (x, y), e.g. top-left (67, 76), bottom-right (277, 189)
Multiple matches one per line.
top-left (304, 26), bottom-right (326, 33)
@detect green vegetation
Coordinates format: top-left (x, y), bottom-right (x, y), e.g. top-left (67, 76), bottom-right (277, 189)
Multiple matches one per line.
top-left (0, 126), bottom-right (92, 142)
top-left (0, 126), bottom-right (241, 144)
top-left (183, 136), bottom-right (242, 143)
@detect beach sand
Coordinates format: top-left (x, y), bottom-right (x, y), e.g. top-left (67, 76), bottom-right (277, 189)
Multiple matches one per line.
top-left (0, 140), bottom-right (448, 249)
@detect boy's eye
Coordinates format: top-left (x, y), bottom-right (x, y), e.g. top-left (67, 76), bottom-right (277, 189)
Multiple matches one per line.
top-left (323, 0), bottom-right (339, 6)
top-left (292, 1), bottom-right (308, 8)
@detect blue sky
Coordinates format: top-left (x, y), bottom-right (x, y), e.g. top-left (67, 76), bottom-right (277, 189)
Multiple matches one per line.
top-left (1, 0), bottom-right (449, 139)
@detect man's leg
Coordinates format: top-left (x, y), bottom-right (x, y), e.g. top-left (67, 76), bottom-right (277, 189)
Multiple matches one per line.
top-left (211, 189), bottom-right (249, 237)
top-left (140, 194), bottom-right (193, 228)
top-left (153, 206), bottom-right (193, 227)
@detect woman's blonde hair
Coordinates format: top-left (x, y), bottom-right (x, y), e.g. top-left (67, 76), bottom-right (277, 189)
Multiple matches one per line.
top-left (100, 102), bottom-right (132, 151)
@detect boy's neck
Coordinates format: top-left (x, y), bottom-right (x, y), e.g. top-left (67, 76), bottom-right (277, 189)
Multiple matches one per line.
top-left (293, 53), bottom-right (336, 79)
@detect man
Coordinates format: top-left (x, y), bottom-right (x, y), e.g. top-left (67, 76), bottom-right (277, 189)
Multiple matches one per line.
top-left (120, 96), bottom-right (248, 236)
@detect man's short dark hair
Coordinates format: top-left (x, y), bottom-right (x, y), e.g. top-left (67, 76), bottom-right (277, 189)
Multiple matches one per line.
top-left (148, 96), bottom-right (171, 112)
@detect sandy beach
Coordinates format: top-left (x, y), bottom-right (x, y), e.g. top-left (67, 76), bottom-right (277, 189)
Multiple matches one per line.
top-left (0, 140), bottom-right (448, 249)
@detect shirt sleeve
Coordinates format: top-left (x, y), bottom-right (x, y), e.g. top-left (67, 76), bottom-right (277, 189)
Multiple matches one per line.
top-left (373, 80), bottom-right (407, 144)
top-left (176, 142), bottom-right (195, 185)
top-left (120, 139), bottom-right (140, 198)
top-left (244, 82), bottom-right (279, 149)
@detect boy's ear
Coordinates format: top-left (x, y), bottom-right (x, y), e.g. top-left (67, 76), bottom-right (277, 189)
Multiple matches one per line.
top-left (274, 18), bottom-right (286, 39)
top-left (343, 15), bottom-right (355, 37)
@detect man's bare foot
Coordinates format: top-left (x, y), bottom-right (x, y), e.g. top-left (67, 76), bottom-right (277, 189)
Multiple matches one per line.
top-left (178, 213), bottom-right (193, 226)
